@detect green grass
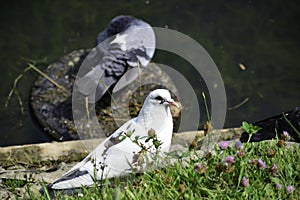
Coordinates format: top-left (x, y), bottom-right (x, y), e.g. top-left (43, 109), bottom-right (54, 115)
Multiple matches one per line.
top-left (27, 138), bottom-right (299, 200)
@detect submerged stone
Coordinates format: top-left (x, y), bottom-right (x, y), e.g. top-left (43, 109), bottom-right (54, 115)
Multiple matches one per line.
top-left (30, 49), bottom-right (180, 141)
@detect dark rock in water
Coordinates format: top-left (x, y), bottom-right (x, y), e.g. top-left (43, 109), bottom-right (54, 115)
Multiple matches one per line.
top-left (31, 50), bottom-right (89, 141)
top-left (30, 50), bottom-right (179, 141)
top-left (240, 107), bottom-right (300, 142)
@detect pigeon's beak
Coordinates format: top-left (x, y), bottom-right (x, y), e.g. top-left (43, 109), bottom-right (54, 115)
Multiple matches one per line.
top-left (167, 99), bottom-right (180, 108)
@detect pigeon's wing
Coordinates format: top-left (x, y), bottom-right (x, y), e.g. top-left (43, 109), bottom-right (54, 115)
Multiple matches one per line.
top-left (92, 118), bottom-right (149, 178)
top-left (75, 19), bottom-right (156, 102)
top-left (75, 37), bottom-right (128, 102)
top-left (110, 20), bottom-right (156, 93)
top-left (50, 118), bottom-right (147, 189)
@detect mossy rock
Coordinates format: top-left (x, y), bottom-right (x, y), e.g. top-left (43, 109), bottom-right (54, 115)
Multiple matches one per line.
top-left (30, 49), bottom-right (180, 141)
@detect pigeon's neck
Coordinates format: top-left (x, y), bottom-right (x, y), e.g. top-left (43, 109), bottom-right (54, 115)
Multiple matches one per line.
top-left (136, 102), bottom-right (172, 134)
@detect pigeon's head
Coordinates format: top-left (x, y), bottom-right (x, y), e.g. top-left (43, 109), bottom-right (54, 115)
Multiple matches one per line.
top-left (137, 89), bottom-right (179, 134)
top-left (96, 15), bottom-right (152, 44)
top-left (106, 16), bottom-right (136, 37)
top-left (147, 89), bottom-right (179, 108)
top-left (96, 16), bottom-right (136, 45)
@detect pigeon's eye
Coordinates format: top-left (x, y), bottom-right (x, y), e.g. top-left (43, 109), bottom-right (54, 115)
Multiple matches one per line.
top-left (155, 96), bottom-right (164, 101)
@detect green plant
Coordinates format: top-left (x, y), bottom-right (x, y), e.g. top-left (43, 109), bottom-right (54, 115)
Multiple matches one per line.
top-left (241, 121), bottom-right (262, 142)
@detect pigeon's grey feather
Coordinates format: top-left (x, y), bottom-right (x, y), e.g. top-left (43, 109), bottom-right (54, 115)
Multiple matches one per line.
top-left (75, 16), bottom-right (155, 102)
top-left (50, 89), bottom-right (179, 190)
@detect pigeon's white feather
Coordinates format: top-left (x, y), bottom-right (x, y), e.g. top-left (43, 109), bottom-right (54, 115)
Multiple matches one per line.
top-left (50, 89), bottom-right (177, 190)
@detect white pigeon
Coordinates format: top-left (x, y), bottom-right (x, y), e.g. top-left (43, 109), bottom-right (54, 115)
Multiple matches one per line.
top-left (50, 89), bottom-right (179, 189)
top-left (75, 15), bottom-right (156, 103)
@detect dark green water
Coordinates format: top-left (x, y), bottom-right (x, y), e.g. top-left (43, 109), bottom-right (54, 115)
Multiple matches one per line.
top-left (0, 1), bottom-right (299, 146)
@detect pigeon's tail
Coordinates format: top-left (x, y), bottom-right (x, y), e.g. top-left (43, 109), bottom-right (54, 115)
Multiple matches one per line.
top-left (50, 169), bottom-right (95, 190)
top-left (40, 183), bottom-right (85, 199)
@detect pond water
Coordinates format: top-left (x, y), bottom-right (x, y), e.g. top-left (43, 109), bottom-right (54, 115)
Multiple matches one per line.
top-left (0, 1), bottom-right (299, 146)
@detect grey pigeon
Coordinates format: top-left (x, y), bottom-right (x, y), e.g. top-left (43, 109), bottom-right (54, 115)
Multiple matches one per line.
top-left (75, 15), bottom-right (155, 102)
top-left (50, 89), bottom-right (179, 189)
